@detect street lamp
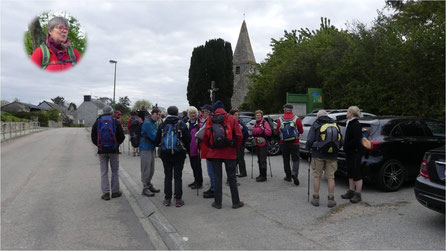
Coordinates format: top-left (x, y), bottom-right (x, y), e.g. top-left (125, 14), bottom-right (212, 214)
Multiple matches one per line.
top-left (109, 60), bottom-right (117, 108)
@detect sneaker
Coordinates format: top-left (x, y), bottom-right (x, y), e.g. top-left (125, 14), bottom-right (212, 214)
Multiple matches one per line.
top-left (256, 176), bottom-right (267, 182)
top-left (101, 193), bottom-right (110, 201)
top-left (350, 192), bottom-right (362, 203)
top-left (203, 190), bottom-right (215, 199)
top-left (148, 186), bottom-right (160, 193)
top-left (163, 199), bottom-right (171, 206)
top-left (311, 195), bottom-right (319, 207)
top-left (175, 199), bottom-right (185, 207)
top-left (327, 195), bottom-right (337, 208)
top-left (212, 202), bottom-right (222, 209)
top-left (284, 176), bottom-right (292, 182)
top-left (142, 189), bottom-right (155, 197)
top-left (232, 201), bottom-right (244, 209)
top-left (341, 189), bottom-right (355, 199)
top-left (111, 191), bottom-right (122, 198)
top-left (291, 175), bottom-right (299, 186)
top-left (188, 182), bottom-right (196, 188)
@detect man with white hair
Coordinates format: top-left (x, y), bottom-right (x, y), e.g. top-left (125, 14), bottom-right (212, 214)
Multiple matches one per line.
top-left (306, 110), bottom-right (341, 207)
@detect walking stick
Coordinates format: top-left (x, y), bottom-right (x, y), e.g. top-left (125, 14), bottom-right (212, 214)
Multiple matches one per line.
top-left (267, 154), bottom-right (273, 177)
top-left (308, 151), bottom-right (311, 202)
top-left (251, 149), bottom-right (254, 179)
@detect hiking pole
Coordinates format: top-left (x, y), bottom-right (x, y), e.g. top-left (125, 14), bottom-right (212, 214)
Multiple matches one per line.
top-left (251, 150), bottom-right (254, 179)
top-left (267, 154), bottom-right (273, 177)
top-left (307, 151), bottom-right (311, 203)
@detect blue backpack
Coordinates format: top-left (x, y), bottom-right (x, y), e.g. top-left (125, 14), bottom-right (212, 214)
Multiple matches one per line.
top-left (97, 116), bottom-right (118, 151)
top-left (161, 121), bottom-right (185, 154)
top-left (279, 116), bottom-right (299, 142)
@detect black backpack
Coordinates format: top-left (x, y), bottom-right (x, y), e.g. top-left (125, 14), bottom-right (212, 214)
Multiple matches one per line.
top-left (209, 114), bottom-right (234, 148)
top-left (129, 117), bottom-right (142, 147)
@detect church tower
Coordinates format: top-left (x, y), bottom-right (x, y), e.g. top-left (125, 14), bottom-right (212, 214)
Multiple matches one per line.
top-left (231, 20), bottom-right (256, 109)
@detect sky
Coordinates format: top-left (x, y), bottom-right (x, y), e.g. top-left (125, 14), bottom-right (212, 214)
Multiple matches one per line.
top-left (1, 0), bottom-right (388, 112)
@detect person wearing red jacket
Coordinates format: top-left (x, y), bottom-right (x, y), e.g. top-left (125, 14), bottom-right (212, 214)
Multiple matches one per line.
top-left (276, 104), bottom-right (304, 186)
top-left (202, 101), bottom-right (244, 209)
top-left (30, 16), bottom-right (81, 72)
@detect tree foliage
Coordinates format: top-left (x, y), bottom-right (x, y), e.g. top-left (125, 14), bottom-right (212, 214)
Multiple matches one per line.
top-left (51, 96), bottom-right (65, 107)
top-left (187, 38), bottom-right (234, 110)
top-left (25, 11), bottom-right (87, 56)
top-left (132, 99), bottom-right (152, 111)
top-left (242, 1), bottom-right (444, 120)
top-left (116, 96), bottom-right (131, 115)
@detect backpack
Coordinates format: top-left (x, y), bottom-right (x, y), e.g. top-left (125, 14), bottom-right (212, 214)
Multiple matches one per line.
top-left (209, 114), bottom-right (234, 148)
top-left (315, 123), bottom-right (341, 154)
top-left (160, 121), bottom-right (186, 154)
top-left (40, 43), bottom-right (76, 70)
top-left (261, 118), bottom-right (275, 140)
top-left (97, 116), bottom-right (118, 151)
top-left (129, 117), bottom-right (142, 147)
top-left (279, 116), bottom-right (299, 142)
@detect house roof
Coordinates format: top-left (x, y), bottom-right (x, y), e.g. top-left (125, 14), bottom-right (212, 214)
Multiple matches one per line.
top-left (1, 101), bottom-right (44, 111)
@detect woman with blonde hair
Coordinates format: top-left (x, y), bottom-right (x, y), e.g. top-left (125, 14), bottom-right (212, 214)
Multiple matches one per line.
top-left (185, 106), bottom-right (203, 189)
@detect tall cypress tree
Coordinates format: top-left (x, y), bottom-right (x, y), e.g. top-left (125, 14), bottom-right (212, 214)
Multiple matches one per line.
top-left (187, 38), bottom-right (234, 110)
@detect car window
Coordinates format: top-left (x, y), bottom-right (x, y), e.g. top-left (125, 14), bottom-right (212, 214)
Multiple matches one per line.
top-left (302, 116), bottom-right (317, 126)
top-left (399, 121), bottom-right (426, 137)
top-left (336, 115), bottom-right (347, 121)
top-left (425, 120), bottom-right (445, 137)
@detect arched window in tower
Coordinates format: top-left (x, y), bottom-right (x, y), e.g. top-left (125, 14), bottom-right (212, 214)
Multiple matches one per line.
top-left (235, 66), bottom-right (240, 74)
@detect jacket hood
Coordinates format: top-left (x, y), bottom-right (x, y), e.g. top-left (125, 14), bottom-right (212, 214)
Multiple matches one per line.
top-left (213, 108), bottom-right (227, 115)
top-left (282, 112), bottom-right (296, 120)
top-left (164, 116), bottom-right (179, 124)
top-left (316, 115), bottom-right (334, 124)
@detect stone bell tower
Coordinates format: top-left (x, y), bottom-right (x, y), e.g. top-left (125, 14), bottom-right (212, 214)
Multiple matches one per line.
top-left (231, 20), bottom-right (256, 109)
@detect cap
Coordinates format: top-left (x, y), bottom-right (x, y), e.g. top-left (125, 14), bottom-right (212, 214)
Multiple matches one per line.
top-left (201, 104), bottom-right (213, 112)
top-left (283, 104), bottom-right (293, 110)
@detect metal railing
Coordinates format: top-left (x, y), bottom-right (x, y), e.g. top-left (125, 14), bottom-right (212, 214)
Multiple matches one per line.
top-left (1, 121), bottom-right (41, 141)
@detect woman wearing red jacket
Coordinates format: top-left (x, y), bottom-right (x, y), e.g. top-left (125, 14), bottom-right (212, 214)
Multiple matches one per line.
top-left (30, 16), bottom-right (81, 72)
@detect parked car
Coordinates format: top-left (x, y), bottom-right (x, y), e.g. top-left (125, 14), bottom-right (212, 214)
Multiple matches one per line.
top-left (245, 115), bottom-right (281, 155)
top-left (239, 115), bottom-right (254, 124)
top-left (299, 110), bottom-right (376, 158)
top-left (414, 145), bottom-right (445, 214)
top-left (336, 116), bottom-right (445, 191)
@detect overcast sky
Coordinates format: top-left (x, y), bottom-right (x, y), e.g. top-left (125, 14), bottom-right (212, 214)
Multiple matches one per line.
top-left (1, 0), bottom-right (387, 111)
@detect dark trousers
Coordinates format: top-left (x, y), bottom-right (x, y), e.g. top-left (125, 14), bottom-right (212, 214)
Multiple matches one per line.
top-left (255, 145), bottom-right (267, 177)
top-left (236, 146), bottom-right (247, 176)
top-left (281, 143), bottom-right (300, 178)
top-left (189, 155), bottom-right (203, 185)
top-left (161, 154), bottom-right (185, 200)
top-left (346, 150), bottom-right (363, 181)
top-left (212, 159), bottom-right (241, 206)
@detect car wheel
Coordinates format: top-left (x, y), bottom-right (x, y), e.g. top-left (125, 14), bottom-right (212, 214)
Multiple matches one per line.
top-left (377, 159), bottom-right (406, 192)
top-left (267, 138), bottom-right (280, 156)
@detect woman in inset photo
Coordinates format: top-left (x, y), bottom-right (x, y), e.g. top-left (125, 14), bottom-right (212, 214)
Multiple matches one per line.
top-left (28, 14), bottom-right (85, 72)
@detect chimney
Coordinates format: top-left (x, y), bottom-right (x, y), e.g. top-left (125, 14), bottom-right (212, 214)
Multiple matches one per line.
top-left (84, 95), bottom-right (91, 102)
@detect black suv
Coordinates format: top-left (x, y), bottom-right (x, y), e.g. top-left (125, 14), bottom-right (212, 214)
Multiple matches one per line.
top-left (414, 145), bottom-right (445, 214)
top-left (336, 116), bottom-right (445, 191)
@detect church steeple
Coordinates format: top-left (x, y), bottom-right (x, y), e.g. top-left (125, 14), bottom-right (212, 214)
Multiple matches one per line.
top-left (231, 20), bottom-right (257, 109)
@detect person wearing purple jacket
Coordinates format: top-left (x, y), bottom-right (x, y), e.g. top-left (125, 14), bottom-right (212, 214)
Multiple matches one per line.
top-left (186, 106), bottom-right (203, 189)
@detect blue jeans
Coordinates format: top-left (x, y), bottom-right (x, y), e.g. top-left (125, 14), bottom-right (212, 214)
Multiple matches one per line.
top-left (206, 159), bottom-right (215, 191)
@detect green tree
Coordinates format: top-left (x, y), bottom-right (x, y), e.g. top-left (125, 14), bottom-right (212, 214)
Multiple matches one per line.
top-left (51, 96), bottom-right (65, 107)
top-left (132, 99), bottom-right (152, 111)
top-left (116, 96), bottom-right (131, 115)
top-left (47, 108), bottom-right (60, 122)
top-left (187, 38), bottom-right (234, 110)
top-left (25, 11), bottom-right (87, 56)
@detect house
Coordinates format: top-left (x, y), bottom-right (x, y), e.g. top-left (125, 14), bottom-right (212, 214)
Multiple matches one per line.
top-left (77, 95), bottom-right (107, 127)
top-left (1, 101), bottom-right (46, 113)
top-left (38, 101), bottom-right (70, 123)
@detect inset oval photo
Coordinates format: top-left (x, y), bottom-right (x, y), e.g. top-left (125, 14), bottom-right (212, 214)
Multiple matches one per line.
top-left (25, 11), bottom-right (87, 72)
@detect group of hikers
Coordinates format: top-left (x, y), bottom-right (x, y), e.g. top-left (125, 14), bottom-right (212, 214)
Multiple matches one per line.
top-left (91, 101), bottom-right (365, 209)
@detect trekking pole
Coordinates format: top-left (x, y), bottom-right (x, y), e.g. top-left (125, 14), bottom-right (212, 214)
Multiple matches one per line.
top-left (268, 154), bottom-right (273, 177)
top-left (251, 150), bottom-right (254, 179)
top-left (308, 151), bottom-right (311, 202)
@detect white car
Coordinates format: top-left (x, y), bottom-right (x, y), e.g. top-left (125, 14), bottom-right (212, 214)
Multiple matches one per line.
top-left (299, 109), bottom-right (376, 158)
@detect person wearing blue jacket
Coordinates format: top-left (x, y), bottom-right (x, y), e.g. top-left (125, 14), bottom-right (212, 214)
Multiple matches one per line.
top-left (140, 107), bottom-right (161, 197)
top-left (230, 109), bottom-right (249, 177)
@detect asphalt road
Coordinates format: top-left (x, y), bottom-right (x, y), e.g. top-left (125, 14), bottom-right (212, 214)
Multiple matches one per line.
top-left (2, 128), bottom-right (444, 250)
top-left (1, 128), bottom-right (155, 250)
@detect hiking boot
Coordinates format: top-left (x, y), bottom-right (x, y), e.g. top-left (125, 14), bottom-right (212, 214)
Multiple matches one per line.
top-left (175, 199), bottom-right (185, 207)
top-left (284, 176), bottom-right (292, 182)
top-left (203, 189), bottom-right (214, 198)
top-left (350, 192), bottom-right (362, 203)
top-left (232, 201), bottom-right (244, 209)
top-left (256, 176), bottom-right (267, 182)
top-left (163, 199), bottom-right (171, 206)
top-left (188, 182), bottom-right (196, 188)
top-left (212, 202), bottom-right (222, 209)
top-left (190, 184), bottom-right (203, 189)
top-left (291, 175), bottom-right (299, 186)
top-left (311, 195), bottom-right (319, 207)
top-left (101, 193), bottom-right (110, 201)
top-left (341, 189), bottom-right (355, 199)
top-left (111, 191), bottom-right (122, 198)
top-left (148, 186), bottom-right (160, 193)
top-left (142, 189), bottom-right (155, 197)
top-left (327, 195), bottom-right (337, 208)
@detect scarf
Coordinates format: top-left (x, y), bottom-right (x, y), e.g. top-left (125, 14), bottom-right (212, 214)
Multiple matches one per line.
top-left (46, 37), bottom-right (70, 61)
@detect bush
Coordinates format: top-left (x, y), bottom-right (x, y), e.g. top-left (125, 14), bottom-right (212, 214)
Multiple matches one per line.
top-left (1, 112), bottom-right (29, 122)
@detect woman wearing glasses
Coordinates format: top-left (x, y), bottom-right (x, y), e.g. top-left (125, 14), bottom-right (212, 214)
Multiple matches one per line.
top-left (31, 16), bottom-right (81, 72)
